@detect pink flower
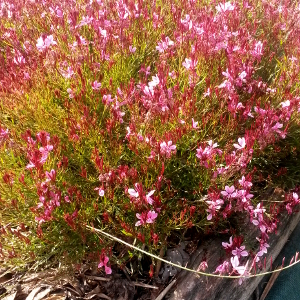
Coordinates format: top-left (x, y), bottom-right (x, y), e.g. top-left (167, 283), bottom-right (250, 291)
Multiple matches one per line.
top-left (192, 118), bottom-right (199, 129)
top-left (99, 27), bottom-right (107, 38)
top-left (232, 246), bottom-right (248, 258)
top-left (39, 145), bottom-right (53, 163)
top-left (98, 254), bottom-right (112, 275)
top-left (67, 88), bottom-right (74, 99)
top-left (160, 141), bottom-right (176, 158)
top-left (221, 186), bottom-right (237, 198)
top-left (238, 189), bottom-right (254, 203)
top-left (197, 261), bottom-right (208, 272)
top-left (204, 88), bottom-right (211, 97)
top-left (206, 198), bottom-right (223, 220)
top-left (238, 176), bottom-right (252, 189)
top-left (128, 185), bottom-right (139, 198)
top-left (129, 45), bottom-right (136, 53)
top-left (216, 1), bottom-right (235, 13)
top-left (45, 169), bottom-right (56, 182)
top-left (281, 100), bottom-right (290, 108)
top-left (148, 75), bottom-right (160, 88)
top-left (293, 192), bottom-right (299, 202)
top-left (196, 140), bottom-right (221, 168)
top-left (135, 212), bottom-right (147, 226)
top-left (92, 80), bottom-right (102, 90)
top-left (214, 261), bottom-right (230, 275)
top-left (182, 58), bottom-right (198, 70)
top-left (13, 52), bottom-right (25, 65)
top-left (222, 236), bottom-right (233, 249)
top-left (231, 256), bottom-right (249, 284)
top-left (76, 16), bottom-right (94, 28)
top-left (55, 7), bottom-right (63, 18)
top-left (156, 36), bottom-right (174, 53)
top-left (169, 71), bottom-right (176, 79)
top-left (64, 196), bottom-right (71, 203)
top-left (146, 210), bottom-right (158, 223)
top-left (94, 187), bottom-right (105, 197)
top-left (146, 190), bottom-right (155, 205)
top-left (0, 127), bottom-right (9, 142)
top-left (139, 65), bottom-right (151, 76)
top-left (233, 137), bottom-right (246, 150)
top-left (256, 238), bottom-right (270, 257)
top-left (36, 35), bottom-right (57, 52)
top-left (135, 210), bottom-right (158, 226)
top-left (252, 41), bottom-right (263, 57)
top-left (61, 66), bottom-right (74, 79)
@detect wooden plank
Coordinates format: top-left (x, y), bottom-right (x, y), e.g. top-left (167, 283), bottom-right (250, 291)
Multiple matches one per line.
top-left (167, 210), bottom-right (300, 300)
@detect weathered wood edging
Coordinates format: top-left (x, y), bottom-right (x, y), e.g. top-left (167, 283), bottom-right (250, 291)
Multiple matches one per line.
top-left (167, 210), bottom-right (300, 300)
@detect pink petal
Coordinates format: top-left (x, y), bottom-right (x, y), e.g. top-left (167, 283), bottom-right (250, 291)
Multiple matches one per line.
top-left (128, 189), bottom-right (139, 197)
top-left (135, 220), bottom-right (142, 226)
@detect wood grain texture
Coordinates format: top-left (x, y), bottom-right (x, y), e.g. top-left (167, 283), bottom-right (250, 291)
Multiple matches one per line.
top-left (167, 210), bottom-right (300, 300)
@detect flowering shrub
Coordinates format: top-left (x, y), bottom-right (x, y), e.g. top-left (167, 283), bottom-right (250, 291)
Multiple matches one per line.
top-left (1, 0), bottom-right (300, 282)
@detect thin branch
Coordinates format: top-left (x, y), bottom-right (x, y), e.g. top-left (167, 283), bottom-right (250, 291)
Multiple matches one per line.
top-left (84, 275), bottom-right (158, 289)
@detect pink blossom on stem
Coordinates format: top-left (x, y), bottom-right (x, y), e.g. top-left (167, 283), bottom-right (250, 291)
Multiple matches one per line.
top-left (128, 183), bottom-right (140, 198)
top-left (135, 210), bottom-right (158, 226)
top-left (192, 118), bottom-right (199, 129)
top-left (252, 41), bottom-right (263, 58)
top-left (256, 238), bottom-right (270, 258)
top-left (160, 141), bottom-right (176, 158)
top-left (182, 58), bottom-right (198, 70)
top-left (129, 45), bottom-right (136, 53)
top-left (146, 190), bottom-right (155, 205)
top-left (94, 187), bottom-right (105, 197)
top-left (222, 236), bottom-right (233, 249)
top-left (214, 261), bottom-right (230, 275)
top-left (36, 35), bottom-right (57, 52)
top-left (98, 254), bottom-right (112, 275)
top-left (231, 256), bottom-right (249, 284)
top-left (206, 198), bottom-right (223, 220)
top-left (196, 140), bottom-right (221, 168)
top-left (76, 16), bottom-right (94, 28)
top-left (146, 210), bottom-right (158, 223)
top-left (0, 127), bottom-right (9, 143)
top-left (45, 169), bottom-right (56, 182)
top-left (281, 100), bottom-right (290, 108)
top-left (92, 80), bottom-right (101, 90)
top-left (156, 36), bottom-right (174, 53)
top-left (233, 137), bottom-right (246, 150)
top-left (221, 186), bottom-right (237, 199)
top-left (232, 246), bottom-right (248, 258)
top-left (67, 88), bottom-right (74, 99)
top-left (216, 2), bottom-right (235, 13)
top-left (238, 176), bottom-right (252, 189)
top-left (61, 66), bottom-right (74, 79)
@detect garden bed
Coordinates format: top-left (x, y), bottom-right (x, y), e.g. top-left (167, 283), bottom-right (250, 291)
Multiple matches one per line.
top-left (1, 1), bottom-right (300, 299)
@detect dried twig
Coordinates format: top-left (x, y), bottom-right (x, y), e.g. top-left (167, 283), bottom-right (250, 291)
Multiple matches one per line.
top-left (84, 275), bottom-right (158, 289)
top-left (155, 247), bottom-right (165, 278)
top-left (155, 279), bottom-right (177, 300)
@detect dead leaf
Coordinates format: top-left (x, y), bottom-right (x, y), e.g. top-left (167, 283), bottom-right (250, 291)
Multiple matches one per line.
top-left (26, 287), bottom-right (43, 300)
top-left (32, 287), bottom-right (52, 300)
top-left (3, 291), bottom-right (17, 300)
top-left (98, 294), bottom-right (112, 300)
top-left (84, 286), bottom-right (101, 299)
top-left (0, 273), bottom-right (13, 284)
top-left (43, 295), bottom-right (66, 300)
top-left (84, 286), bottom-right (111, 300)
